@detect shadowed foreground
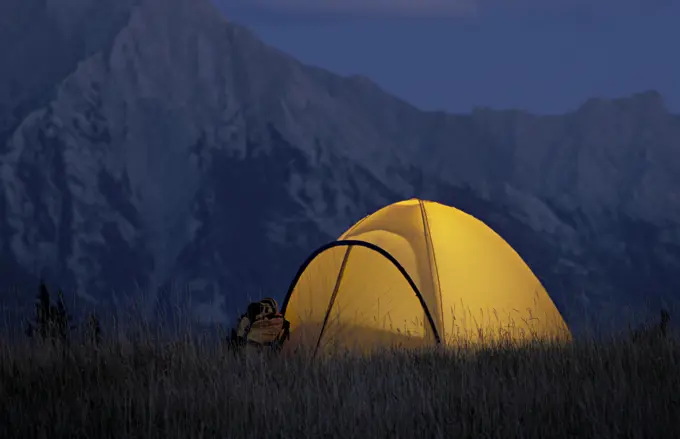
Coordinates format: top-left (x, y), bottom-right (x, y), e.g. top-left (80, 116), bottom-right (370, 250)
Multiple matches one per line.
top-left (0, 327), bottom-right (678, 439)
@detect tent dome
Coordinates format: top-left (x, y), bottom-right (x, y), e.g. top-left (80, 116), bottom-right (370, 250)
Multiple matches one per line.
top-left (282, 198), bottom-right (571, 354)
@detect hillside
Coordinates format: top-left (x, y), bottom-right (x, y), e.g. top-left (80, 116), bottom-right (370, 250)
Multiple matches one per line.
top-left (1, 0), bottom-right (678, 331)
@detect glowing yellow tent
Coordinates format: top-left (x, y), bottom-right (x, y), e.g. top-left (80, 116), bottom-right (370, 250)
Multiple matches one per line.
top-left (281, 199), bottom-right (571, 354)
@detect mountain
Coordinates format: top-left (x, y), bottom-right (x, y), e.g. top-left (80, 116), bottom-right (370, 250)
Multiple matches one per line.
top-left (1, 0), bottom-right (678, 333)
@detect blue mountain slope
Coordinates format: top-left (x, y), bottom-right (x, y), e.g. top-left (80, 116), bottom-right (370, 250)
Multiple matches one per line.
top-left (0, 0), bottom-right (678, 333)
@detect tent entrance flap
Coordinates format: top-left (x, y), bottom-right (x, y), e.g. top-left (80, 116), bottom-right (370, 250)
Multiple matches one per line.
top-left (281, 240), bottom-right (442, 353)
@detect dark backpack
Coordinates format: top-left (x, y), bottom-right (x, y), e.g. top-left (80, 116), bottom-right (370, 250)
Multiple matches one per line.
top-left (231, 298), bottom-right (290, 350)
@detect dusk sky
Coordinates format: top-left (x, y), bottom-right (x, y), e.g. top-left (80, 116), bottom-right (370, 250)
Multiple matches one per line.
top-left (214, 0), bottom-right (679, 114)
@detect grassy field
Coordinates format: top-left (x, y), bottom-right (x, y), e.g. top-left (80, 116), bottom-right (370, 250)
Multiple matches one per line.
top-left (1, 320), bottom-right (678, 439)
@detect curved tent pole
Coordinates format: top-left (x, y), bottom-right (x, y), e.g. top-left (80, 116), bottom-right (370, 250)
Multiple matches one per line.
top-left (280, 239), bottom-right (442, 345)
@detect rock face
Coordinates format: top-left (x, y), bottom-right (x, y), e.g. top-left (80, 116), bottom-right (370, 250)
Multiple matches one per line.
top-left (1, 0), bottom-right (678, 332)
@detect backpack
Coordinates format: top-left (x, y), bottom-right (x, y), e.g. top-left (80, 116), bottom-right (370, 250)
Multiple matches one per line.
top-left (233, 298), bottom-right (290, 350)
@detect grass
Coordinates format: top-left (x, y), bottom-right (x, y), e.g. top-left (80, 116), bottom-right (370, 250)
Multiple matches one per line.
top-left (1, 318), bottom-right (678, 439)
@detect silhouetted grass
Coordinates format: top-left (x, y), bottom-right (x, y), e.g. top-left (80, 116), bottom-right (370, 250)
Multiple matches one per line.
top-left (1, 316), bottom-right (678, 439)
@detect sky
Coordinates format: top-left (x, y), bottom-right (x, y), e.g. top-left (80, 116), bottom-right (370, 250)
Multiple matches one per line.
top-left (213, 0), bottom-right (679, 115)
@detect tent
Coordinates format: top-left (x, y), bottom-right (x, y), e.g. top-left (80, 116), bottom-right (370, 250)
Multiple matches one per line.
top-left (281, 199), bottom-right (571, 354)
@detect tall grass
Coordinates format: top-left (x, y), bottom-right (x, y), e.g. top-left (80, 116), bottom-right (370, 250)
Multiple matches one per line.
top-left (1, 314), bottom-right (678, 439)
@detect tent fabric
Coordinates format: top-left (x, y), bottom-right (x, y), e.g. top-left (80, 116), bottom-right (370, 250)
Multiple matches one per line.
top-left (282, 198), bottom-right (571, 354)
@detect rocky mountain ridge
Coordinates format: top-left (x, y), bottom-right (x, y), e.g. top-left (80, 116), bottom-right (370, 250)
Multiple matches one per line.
top-left (1, 0), bottom-right (678, 332)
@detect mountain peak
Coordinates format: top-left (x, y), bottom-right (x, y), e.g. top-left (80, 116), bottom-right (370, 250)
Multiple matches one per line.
top-left (577, 89), bottom-right (667, 115)
top-left (1, 0), bottom-right (678, 332)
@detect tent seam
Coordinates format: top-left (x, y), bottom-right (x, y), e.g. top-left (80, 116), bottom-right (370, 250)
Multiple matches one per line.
top-left (419, 200), bottom-right (445, 337)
